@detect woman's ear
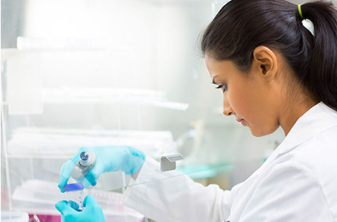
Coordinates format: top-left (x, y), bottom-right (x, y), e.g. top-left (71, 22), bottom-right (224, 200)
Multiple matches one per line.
top-left (252, 46), bottom-right (278, 81)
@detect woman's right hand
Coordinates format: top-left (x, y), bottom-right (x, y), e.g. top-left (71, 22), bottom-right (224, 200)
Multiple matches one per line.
top-left (58, 146), bottom-right (145, 192)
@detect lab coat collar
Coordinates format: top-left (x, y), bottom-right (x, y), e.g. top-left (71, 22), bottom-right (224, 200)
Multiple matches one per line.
top-left (276, 102), bottom-right (337, 156)
top-left (253, 102), bottom-right (337, 178)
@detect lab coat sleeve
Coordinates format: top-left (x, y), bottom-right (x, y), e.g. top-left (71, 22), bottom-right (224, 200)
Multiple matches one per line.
top-left (239, 161), bottom-right (334, 222)
top-left (123, 157), bottom-right (238, 222)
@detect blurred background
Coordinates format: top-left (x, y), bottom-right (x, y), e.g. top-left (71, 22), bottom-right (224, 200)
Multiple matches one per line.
top-left (1, 0), bottom-right (317, 221)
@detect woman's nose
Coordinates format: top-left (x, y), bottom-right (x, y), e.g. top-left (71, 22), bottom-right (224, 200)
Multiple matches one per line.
top-left (223, 97), bottom-right (234, 116)
top-left (223, 109), bottom-right (234, 116)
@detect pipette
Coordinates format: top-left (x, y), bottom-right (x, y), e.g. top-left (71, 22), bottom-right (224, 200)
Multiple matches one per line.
top-left (71, 151), bottom-right (96, 179)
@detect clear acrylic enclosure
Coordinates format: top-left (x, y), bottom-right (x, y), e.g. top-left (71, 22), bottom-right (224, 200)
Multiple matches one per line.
top-left (1, 0), bottom-right (285, 221)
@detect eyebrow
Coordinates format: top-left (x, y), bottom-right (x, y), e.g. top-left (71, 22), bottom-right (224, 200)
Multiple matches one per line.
top-left (212, 76), bottom-right (219, 85)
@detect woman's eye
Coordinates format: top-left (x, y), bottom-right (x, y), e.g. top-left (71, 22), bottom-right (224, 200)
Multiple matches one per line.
top-left (216, 84), bottom-right (226, 92)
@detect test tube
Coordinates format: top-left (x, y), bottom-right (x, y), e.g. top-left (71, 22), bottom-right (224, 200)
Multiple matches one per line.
top-left (64, 182), bottom-right (84, 211)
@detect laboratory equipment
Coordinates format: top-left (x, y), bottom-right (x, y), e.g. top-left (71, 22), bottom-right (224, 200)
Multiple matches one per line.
top-left (71, 151), bottom-right (96, 180)
top-left (11, 179), bottom-right (143, 219)
top-left (160, 154), bottom-right (184, 172)
top-left (64, 182), bottom-right (85, 211)
top-left (1, 211), bottom-right (29, 222)
top-left (7, 127), bottom-right (177, 159)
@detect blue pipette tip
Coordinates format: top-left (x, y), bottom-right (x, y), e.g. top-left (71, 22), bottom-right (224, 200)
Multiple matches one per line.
top-left (64, 182), bottom-right (84, 192)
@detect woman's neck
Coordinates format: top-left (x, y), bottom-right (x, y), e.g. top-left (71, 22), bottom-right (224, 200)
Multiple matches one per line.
top-left (280, 96), bottom-right (318, 136)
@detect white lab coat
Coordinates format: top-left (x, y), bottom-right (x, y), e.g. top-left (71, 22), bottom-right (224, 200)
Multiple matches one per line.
top-left (123, 102), bottom-right (337, 222)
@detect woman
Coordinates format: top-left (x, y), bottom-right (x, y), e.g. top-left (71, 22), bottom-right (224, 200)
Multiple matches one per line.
top-left (56, 0), bottom-right (337, 221)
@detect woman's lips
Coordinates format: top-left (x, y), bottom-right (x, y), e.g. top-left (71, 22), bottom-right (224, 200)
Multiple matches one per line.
top-left (236, 119), bottom-right (245, 126)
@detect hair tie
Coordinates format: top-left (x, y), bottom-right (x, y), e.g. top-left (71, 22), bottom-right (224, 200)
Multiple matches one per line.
top-left (298, 4), bottom-right (304, 20)
top-left (298, 4), bottom-right (315, 36)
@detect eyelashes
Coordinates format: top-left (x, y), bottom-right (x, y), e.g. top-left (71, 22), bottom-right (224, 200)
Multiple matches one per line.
top-left (216, 84), bottom-right (226, 92)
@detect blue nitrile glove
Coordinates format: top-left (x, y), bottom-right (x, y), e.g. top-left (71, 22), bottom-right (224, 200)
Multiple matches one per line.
top-left (58, 146), bottom-right (145, 192)
top-left (55, 195), bottom-right (105, 222)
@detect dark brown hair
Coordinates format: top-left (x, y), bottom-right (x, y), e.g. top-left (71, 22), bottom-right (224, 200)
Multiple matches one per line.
top-left (201, 0), bottom-right (337, 111)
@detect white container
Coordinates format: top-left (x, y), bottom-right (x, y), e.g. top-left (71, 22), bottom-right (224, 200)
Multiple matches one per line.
top-left (1, 211), bottom-right (29, 222)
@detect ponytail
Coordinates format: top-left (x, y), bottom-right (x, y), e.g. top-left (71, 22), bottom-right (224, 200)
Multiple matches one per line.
top-left (300, 2), bottom-right (337, 111)
top-left (201, 0), bottom-right (337, 111)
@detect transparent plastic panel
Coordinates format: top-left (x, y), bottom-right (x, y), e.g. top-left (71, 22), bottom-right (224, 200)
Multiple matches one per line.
top-left (1, 0), bottom-right (286, 221)
top-left (5, 125), bottom-right (284, 217)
